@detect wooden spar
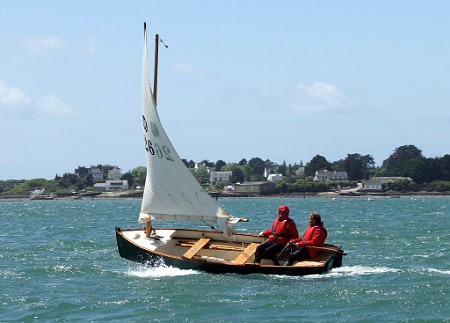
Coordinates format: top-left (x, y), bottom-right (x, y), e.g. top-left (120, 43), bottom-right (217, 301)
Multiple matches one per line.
top-left (144, 21), bottom-right (153, 238)
top-left (153, 33), bottom-right (159, 104)
top-left (305, 245), bottom-right (347, 255)
top-left (145, 221), bottom-right (152, 238)
top-left (177, 241), bottom-right (246, 252)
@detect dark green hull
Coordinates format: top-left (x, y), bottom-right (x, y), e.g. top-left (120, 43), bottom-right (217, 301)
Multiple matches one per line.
top-left (115, 227), bottom-right (343, 276)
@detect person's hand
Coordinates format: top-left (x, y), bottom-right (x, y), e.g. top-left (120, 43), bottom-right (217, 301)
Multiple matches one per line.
top-left (258, 231), bottom-right (264, 237)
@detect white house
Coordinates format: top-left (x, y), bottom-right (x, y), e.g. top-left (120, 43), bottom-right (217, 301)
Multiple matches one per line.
top-left (210, 171), bottom-right (233, 185)
top-left (267, 173), bottom-right (283, 183)
top-left (94, 180), bottom-right (129, 192)
top-left (108, 167), bottom-right (122, 180)
top-left (106, 180), bottom-right (128, 190)
top-left (363, 179), bottom-right (383, 191)
top-left (314, 170), bottom-right (348, 182)
top-left (89, 167), bottom-right (103, 180)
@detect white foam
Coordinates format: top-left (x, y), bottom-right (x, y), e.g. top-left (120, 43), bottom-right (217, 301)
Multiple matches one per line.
top-left (427, 268), bottom-right (450, 275)
top-left (125, 264), bottom-right (200, 278)
top-left (268, 265), bottom-right (400, 280)
top-left (326, 265), bottom-right (400, 277)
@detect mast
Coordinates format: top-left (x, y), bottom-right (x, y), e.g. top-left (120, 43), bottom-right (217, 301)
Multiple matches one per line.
top-left (144, 22), bottom-right (159, 105)
top-left (154, 33), bottom-right (159, 104)
top-left (144, 21), bottom-right (154, 238)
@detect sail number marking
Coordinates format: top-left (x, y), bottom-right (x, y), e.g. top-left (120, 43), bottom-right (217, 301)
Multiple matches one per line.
top-left (142, 115), bottom-right (149, 132)
top-left (142, 115), bottom-right (174, 162)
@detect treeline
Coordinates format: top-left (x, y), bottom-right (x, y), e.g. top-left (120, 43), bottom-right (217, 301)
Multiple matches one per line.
top-left (0, 165), bottom-right (147, 195)
top-left (186, 145), bottom-right (449, 189)
top-left (1, 144), bottom-right (449, 195)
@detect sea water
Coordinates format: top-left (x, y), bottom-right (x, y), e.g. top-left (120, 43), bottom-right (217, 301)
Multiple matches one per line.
top-left (0, 196), bottom-right (448, 322)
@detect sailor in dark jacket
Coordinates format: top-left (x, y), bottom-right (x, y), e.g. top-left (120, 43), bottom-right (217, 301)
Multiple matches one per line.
top-left (254, 205), bottom-right (299, 266)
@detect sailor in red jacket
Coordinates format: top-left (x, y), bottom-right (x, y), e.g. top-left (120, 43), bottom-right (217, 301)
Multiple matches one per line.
top-left (285, 212), bottom-right (328, 266)
top-left (254, 205), bottom-right (299, 266)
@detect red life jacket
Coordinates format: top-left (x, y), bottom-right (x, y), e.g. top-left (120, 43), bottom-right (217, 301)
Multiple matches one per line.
top-left (263, 218), bottom-right (299, 246)
top-left (290, 223), bottom-right (328, 257)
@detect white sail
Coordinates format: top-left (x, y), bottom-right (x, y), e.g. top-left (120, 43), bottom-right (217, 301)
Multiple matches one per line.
top-left (138, 26), bottom-right (237, 236)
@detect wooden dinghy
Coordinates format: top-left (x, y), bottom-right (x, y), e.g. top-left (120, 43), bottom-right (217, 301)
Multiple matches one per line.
top-left (115, 23), bottom-right (346, 276)
top-left (116, 227), bottom-right (345, 276)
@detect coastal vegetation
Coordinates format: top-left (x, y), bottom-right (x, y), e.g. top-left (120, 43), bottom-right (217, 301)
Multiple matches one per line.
top-left (1, 145), bottom-right (449, 196)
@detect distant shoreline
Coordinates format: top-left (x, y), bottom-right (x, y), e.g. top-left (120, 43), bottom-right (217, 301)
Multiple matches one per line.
top-left (1, 190), bottom-right (449, 202)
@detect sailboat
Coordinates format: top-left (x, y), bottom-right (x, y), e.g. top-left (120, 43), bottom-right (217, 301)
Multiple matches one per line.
top-left (115, 23), bottom-right (345, 276)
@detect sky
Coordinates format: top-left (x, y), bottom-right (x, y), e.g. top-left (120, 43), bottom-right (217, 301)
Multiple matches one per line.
top-left (1, 0), bottom-right (450, 180)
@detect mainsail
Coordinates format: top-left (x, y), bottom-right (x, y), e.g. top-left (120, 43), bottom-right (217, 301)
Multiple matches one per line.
top-left (138, 25), bottom-right (237, 236)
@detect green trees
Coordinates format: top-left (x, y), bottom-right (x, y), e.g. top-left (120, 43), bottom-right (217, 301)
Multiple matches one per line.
top-left (382, 145), bottom-right (424, 178)
top-left (343, 153), bottom-right (375, 180)
top-left (121, 166), bottom-right (147, 188)
top-left (248, 157), bottom-right (265, 180)
top-left (221, 163), bottom-right (245, 183)
top-left (305, 155), bottom-right (331, 177)
top-left (2, 144), bottom-right (450, 195)
top-left (55, 171), bottom-right (93, 191)
top-left (442, 155), bottom-right (450, 180)
top-left (56, 173), bottom-right (78, 188)
top-left (190, 167), bottom-right (209, 184)
top-left (381, 145), bottom-right (449, 184)
top-left (215, 160), bottom-right (226, 171)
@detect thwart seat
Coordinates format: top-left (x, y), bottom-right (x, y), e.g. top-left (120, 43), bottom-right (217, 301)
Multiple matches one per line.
top-left (232, 243), bottom-right (259, 265)
top-left (182, 238), bottom-right (211, 259)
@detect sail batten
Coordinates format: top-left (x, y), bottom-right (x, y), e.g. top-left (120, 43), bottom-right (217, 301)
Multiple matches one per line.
top-left (139, 25), bottom-right (235, 236)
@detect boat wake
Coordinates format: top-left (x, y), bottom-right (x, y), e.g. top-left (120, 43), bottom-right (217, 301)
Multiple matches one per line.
top-left (323, 265), bottom-right (400, 278)
top-left (122, 264), bottom-right (450, 280)
top-left (125, 263), bottom-right (200, 278)
top-left (324, 266), bottom-right (450, 277)
top-left (270, 265), bottom-right (400, 280)
top-left (426, 268), bottom-right (450, 275)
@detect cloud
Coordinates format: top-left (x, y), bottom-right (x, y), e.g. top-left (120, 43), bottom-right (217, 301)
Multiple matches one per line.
top-left (0, 82), bottom-right (78, 119)
top-left (0, 80), bottom-right (31, 112)
top-left (170, 63), bottom-right (201, 77)
top-left (36, 93), bottom-right (79, 117)
top-left (25, 36), bottom-right (68, 55)
top-left (293, 82), bottom-right (350, 112)
top-left (263, 81), bottom-right (351, 113)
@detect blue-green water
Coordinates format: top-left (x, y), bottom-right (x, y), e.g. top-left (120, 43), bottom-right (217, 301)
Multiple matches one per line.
top-left (1, 196), bottom-right (449, 322)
